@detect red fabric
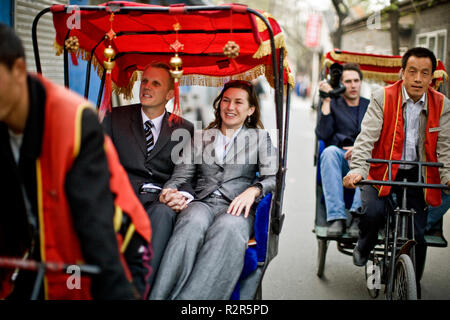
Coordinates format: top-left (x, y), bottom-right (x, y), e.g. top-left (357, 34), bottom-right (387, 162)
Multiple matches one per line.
top-left (29, 75), bottom-right (151, 299)
top-left (324, 49), bottom-right (447, 86)
top-left (51, 1), bottom-right (289, 90)
top-left (229, 4), bottom-right (248, 13)
top-left (368, 80), bottom-right (444, 206)
top-left (70, 52), bottom-right (78, 66)
top-left (104, 136), bottom-right (152, 243)
top-left (169, 81), bottom-right (182, 124)
top-left (169, 4), bottom-right (186, 14)
top-left (38, 75), bottom-right (93, 299)
top-left (423, 86), bottom-right (446, 206)
top-left (100, 71), bottom-right (112, 114)
top-left (324, 50), bottom-right (401, 84)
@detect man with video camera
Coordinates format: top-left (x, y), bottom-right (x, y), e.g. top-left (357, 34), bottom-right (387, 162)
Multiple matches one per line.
top-left (315, 63), bottom-right (370, 237)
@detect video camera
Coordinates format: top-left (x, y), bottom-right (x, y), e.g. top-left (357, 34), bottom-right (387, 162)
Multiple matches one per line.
top-left (319, 63), bottom-right (346, 99)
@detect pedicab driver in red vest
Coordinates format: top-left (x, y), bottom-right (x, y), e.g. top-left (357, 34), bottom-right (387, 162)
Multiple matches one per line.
top-left (343, 47), bottom-right (450, 286)
top-left (0, 24), bottom-right (151, 299)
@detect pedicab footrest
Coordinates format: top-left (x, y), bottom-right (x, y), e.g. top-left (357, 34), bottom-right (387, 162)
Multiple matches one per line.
top-left (425, 234), bottom-right (448, 247)
top-left (314, 226), bottom-right (358, 240)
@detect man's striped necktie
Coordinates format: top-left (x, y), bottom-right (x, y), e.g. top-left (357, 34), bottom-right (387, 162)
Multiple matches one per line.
top-left (144, 120), bottom-right (154, 157)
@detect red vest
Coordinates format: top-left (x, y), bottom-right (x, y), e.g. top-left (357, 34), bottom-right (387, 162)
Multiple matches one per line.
top-left (368, 80), bottom-right (445, 206)
top-left (23, 76), bottom-right (150, 299)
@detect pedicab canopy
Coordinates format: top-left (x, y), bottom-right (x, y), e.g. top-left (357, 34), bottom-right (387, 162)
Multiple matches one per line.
top-left (50, 1), bottom-right (294, 117)
top-left (323, 49), bottom-right (448, 90)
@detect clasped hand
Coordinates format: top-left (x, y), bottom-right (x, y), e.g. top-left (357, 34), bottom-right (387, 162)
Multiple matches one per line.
top-left (160, 186), bottom-right (261, 217)
top-left (159, 188), bottom-right (188, 212)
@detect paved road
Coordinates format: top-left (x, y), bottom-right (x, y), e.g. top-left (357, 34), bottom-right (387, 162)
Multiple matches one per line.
top-left (259, 93), bottom-right (450, 300)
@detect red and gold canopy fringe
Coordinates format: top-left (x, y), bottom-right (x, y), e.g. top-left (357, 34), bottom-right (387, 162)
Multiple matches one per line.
top-left (51, 1), bottom-right (294, 103)
top-left (323, 49), bottom-right (448, 90)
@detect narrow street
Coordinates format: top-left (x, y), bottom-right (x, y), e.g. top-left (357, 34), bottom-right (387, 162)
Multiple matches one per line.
top-left (259, 91), bottom-right (450, 300)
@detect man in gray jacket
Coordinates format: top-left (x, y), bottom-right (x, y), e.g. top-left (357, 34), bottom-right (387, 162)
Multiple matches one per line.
top-left (343, 48), bottom-right (450, 288)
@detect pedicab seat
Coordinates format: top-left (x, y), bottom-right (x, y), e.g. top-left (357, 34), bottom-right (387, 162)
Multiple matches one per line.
top-left (231, 193), bottom-right (272, 300)
top-left (315, 140), bottom-right (356, 233)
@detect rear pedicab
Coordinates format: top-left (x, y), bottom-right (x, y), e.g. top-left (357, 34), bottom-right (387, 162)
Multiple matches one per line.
top-left (0, 1), bottom-right (293, 300)
top-left (313, 49), bottom-right (449, 299)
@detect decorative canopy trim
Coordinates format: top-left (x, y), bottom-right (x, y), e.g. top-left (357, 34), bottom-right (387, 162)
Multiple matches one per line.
top-left (329, 50), bottom-right (402, 67)
top-left (51, 1), bottom-right (294, 100)
top-left (324, 49), bottom-right (448, 89)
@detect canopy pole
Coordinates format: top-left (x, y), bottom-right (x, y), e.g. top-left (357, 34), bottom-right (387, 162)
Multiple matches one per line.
top-left (32, 7), bottom-right (51, 74)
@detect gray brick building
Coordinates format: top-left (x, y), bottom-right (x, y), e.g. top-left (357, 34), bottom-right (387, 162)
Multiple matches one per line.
top-left (340, 0), bottom-right (449, 95)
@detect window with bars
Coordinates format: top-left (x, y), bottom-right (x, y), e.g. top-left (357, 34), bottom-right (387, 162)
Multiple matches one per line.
top-left (416, 29), bottom-right (447, 63)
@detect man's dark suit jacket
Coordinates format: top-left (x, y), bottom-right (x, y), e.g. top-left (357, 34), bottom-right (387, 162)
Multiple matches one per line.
top-left (315, 96), bottom-right (370, 148)
top-left (102, 104), bottom-right (195, 199)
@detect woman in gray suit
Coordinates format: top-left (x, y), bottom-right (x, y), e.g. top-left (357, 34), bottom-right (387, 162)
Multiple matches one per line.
top-left (149, 80), bottom-right (277, 300)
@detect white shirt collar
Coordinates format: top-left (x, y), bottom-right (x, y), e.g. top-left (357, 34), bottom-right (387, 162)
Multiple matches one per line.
top-left (141, 108), bottom-right (165, 136)
top-left (217, 126), bottom-right (243, 146)
top-left (213, 126), bottom-right (243, 162)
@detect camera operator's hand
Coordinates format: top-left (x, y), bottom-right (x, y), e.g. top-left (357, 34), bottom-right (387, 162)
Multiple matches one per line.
top-left (319, 80), bottom-right (332, 94)
top-left (319, 80), bottom-right (332, 115)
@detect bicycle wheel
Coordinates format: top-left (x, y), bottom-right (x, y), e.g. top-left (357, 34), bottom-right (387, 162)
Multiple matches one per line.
top-left (365, 255), bottom-right (381, 299)
top-left (317, 239), bottom-right (329, 278)
top-left (392, 254), bottom-right (417, 300)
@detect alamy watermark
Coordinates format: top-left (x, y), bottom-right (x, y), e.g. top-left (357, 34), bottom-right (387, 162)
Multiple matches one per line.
top-left (169, 128), bottom-right (279, 171)
top-left (66, 6), bottom-right (81, 30)
top-left (366, 262), bottom-right (381, 290)
top-left (66, 265), bottom-right (81, 290)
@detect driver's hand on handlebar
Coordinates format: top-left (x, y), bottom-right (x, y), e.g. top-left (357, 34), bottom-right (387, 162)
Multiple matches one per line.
top-left (343, 173), bottom-right (362, 189)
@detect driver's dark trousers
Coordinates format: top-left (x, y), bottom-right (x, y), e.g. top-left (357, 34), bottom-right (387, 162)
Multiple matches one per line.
top-left (357, 168), bottom-right (428, 280)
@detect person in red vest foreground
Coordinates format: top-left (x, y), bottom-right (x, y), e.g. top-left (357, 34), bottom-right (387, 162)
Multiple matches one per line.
top-left (0, 24), bottom-right (151, 299)
top-left (343, 47), bottom-right (450, 288)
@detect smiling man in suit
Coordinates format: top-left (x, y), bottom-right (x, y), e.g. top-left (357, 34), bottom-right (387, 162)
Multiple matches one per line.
top-left (315, 63), bottom-right (369, 237)
top-left (102, 62), bottom-right (194, 295)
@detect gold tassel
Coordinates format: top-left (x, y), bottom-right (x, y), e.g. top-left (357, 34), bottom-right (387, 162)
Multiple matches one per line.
top-left (112, 70), bottom-right (139, 100)
top-left (434, 69), bottom-right (448, 81)
top-left (254, 12), bottom-right (275, 33)
top-left (252, 33), bottom-right (286, 59)
top-left (178, 64), bottom-right (267, 88)
top-left (54, 39), bottom-right (64, 56)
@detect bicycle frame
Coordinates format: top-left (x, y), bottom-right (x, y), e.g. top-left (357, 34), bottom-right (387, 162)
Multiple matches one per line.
top-left (359, 158), bottom-right (450, 300)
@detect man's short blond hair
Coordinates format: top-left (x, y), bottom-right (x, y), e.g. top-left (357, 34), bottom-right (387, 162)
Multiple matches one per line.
top-left (142, 62), bottom-right (174, 89)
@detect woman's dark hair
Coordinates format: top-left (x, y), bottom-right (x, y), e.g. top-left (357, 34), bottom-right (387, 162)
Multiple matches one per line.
top-left (0, 23), bottom-right (25, 69)
top-left (402, 47), bottom-right (436, 73)
top-left (206, 80), bottom-right (264, 130)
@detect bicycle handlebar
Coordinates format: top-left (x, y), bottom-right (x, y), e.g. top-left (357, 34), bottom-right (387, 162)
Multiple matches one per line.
top-left (357, 179), bottom-right (450, 190)
top-left (355, 159), bottom-right (450, 190)
top-left (0, 257), bottom-right (101, 275)
top-left (365, 158), bottom-right (444, 167)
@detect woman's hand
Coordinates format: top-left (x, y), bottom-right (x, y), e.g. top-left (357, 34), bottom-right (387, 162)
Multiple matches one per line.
top-left (227, 186), bottom-right (261, 218)
top-left (159, 188), bottom-right (187, 212)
